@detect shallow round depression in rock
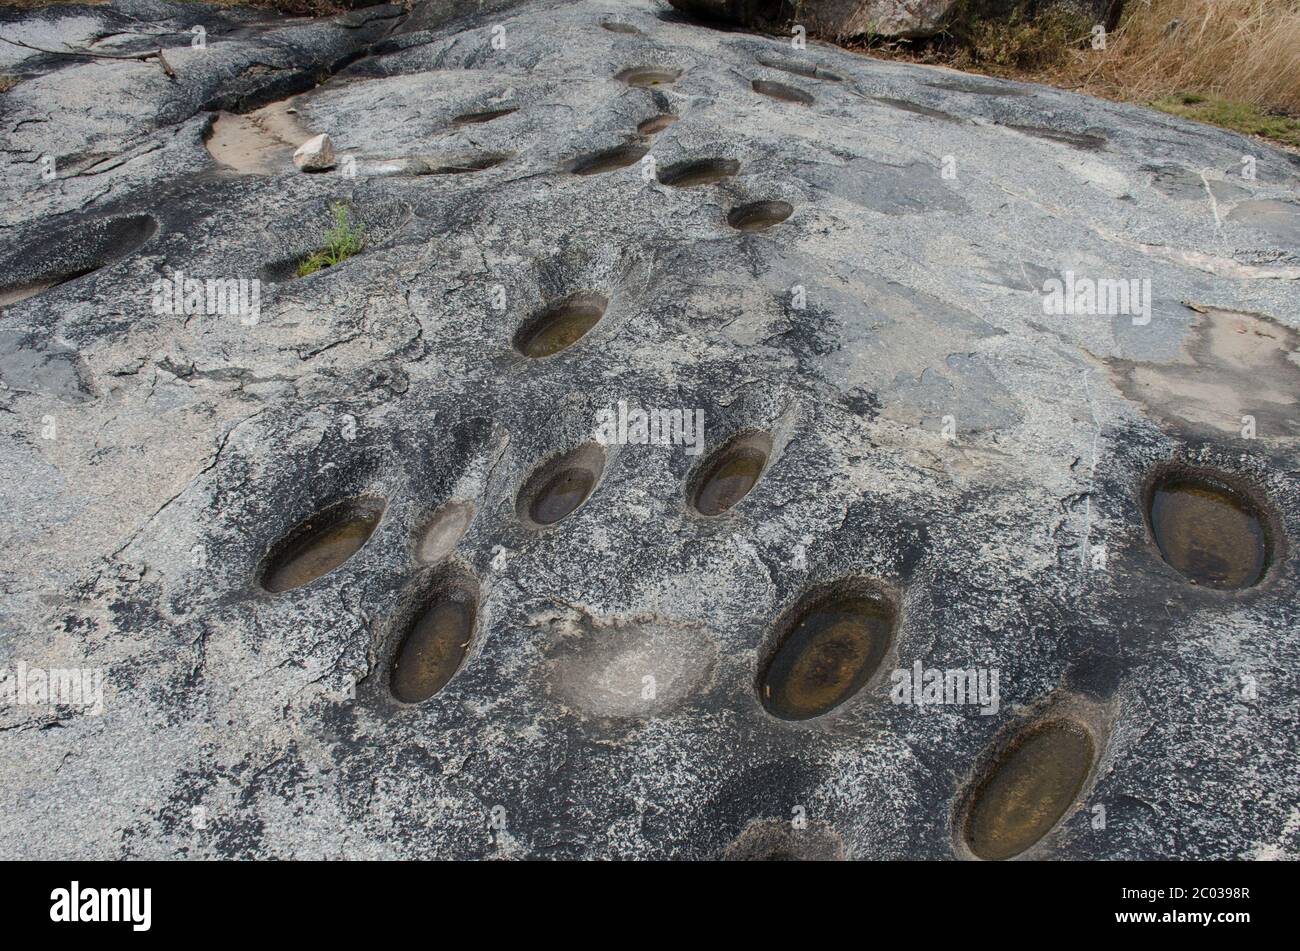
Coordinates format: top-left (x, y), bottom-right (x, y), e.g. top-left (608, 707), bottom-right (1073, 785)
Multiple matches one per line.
top-left (658, 158), bottom-right (740, 188)
top-left (964, 719), bottom-right (1096, 860)
top-left (518, 442), bottom-right (606, 528)
top-left (690, 430), bottom-right (771, 516)
top-left (513, 291), bottom-right (607, 357)
top-left (258, 496), bottom-right (385, 593)
top-left (637, 114), bottom-right (677, 135)
top-left (759, 582), bottom-right (896, 721)
top-left (390, 582), bottom-right (478, 703)
top-left (615, 66), bottom-right (682, 86)
top-left (427, 151), bottom-right (510, 174)
top-left (568, 142), bottom-right (649, 176)
top-left (1147, 471), bottom-right (1269, 589)
top-left (751, 79), bottom-right (815, 105)
top-left (727, 200), bottom-right (793, 232)
top-left (414, 500), bottom-right (475, 566)
top-left (547, 619), bottom-right (717, 720)
top-left (452, 107), bottom-right (517, 124)
top-left (0, 213), bottom-right (158, 308)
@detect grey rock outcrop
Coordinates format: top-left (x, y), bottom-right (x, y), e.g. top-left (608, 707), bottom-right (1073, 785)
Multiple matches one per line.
top-left (0, 0), bottom-right (1297, 860)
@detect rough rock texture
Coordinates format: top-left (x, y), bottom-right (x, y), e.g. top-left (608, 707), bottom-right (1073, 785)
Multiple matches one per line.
top-left (1, 0), bottom-right (1298, 860)
top-left (812, 0), bottom-right (959, 38)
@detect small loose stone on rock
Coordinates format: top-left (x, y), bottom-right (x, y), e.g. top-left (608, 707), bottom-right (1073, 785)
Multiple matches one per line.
top-left (293, 133), bottom-right (336, 172)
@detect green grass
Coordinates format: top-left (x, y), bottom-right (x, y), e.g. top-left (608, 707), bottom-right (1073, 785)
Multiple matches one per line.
top-left (1153, 93), bottom-right (1300, 149)
top-left (296, 202), bottom-right (365, 278)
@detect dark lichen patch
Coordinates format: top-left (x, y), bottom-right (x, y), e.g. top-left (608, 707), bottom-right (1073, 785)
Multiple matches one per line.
top-left (689, 430), bottom-right (771, 516)
top-left (1147, 471), bottom-right (1270, 589)
top-left (924, 77), bottom-right (1029, 97)
top-left (518, 442), bottom-right (606, 528)
top-left (637, 114), bottom-right (678, 135)
top-left (755, 57), bottom-right (843, 81)
top-left (602, 21), bottom-right (641, 35)
top-left (0, 213), bottom-right (157, 309)
top-left (0, 329), bottom-right (95, 401)
top-left (615, 66), bottom-right (682, 86)
top-left (258, 496), bottom-right (385, 593)
top-left (567, 142), bottom-right (650, 175)
top-left (872, 96), bottom-right (963, 123)
top-left (1003, 123), bottom-right (1107, 151)
top-left (758, 580), bottom-right (895, 721)
top-left (727, 200), bottom-right (792, 232)
top-left (1226, 199), bottom-right (1300, 245)
top-left (964, 719), bottom-right (1096, 860)
top-left (1147, 164), bottom-right (1247, 202)
top-left (751, 79), bottom-right (814, 105)
top-left (452, 108), bottom-right (517, 124)
top-left (390, 580), bottom-right (478, 703)
top-left (513, 290), bottom-right (608, 357)
top-left (658, 157), bottom-right (740, 187)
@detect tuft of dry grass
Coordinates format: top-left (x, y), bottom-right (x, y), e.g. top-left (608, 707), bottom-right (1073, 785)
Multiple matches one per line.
top-left (1084, 0), bottom-right (1300, 115)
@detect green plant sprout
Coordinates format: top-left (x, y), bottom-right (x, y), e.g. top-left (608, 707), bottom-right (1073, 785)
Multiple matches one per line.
top-left (296, 202), bottom-right (366, 278)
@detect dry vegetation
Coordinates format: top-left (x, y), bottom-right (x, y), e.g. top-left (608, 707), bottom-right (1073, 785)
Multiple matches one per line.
top-left (851, 0), bottom-right (1300, 148)
top-left (1091, 0), bottom-right (1300, 113)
